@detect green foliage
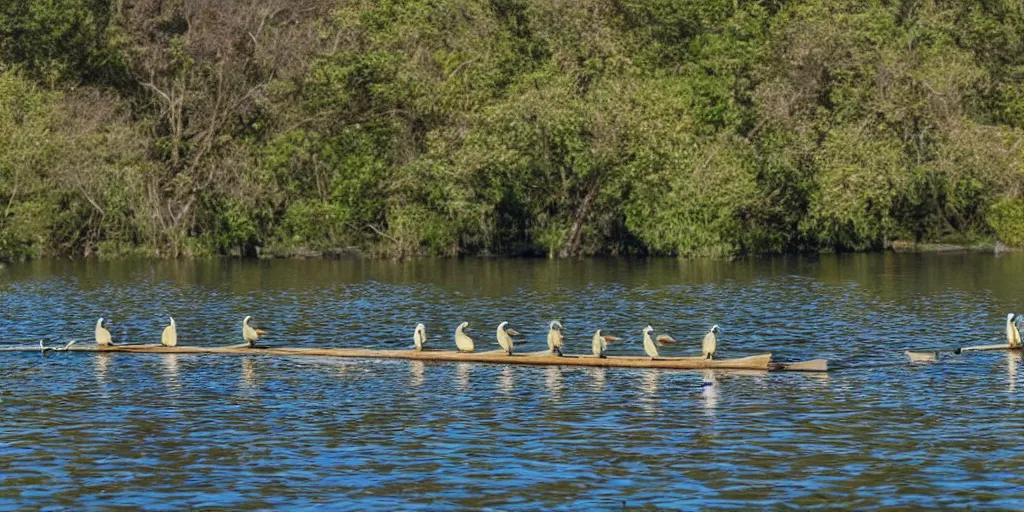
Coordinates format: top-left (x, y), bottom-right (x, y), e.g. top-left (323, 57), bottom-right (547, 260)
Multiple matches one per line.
top-left (3, 0), bottom-right (1024, 260)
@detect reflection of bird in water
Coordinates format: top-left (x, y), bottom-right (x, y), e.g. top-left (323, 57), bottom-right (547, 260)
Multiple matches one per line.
top-left (1009, 351), bottom-right (1020, 393)
top-left (702, 325), bottom-right (720, 359)
top-left (95, 318), bottom-right (113, 346)
top-left (1007, 314), bottom-right (1022, 348)
top-left (242, 358), bottom-right (257, 387)
top-left (455, 322), bottom-right (474, 353)
top-left (243, 316), bottom-right (267, 347)
top-left (590, 367), bottom-right (607, 390)
top-left (162, 354), bottom-right (180, 386)
top-left (591, 329), bottom-right (620, 358)
top-left (455, 362), bottom-right (471, 392)
top-left (410, 361), bottom-right (425, 388)
top-left (94, 353), bottom-right (112, 383)
top-left (413, 323), bottom-right (427, 351)
top-left (496, 322), bottom-right (520, 355)
top-left (161, 317), bottom-right (177, 347)
top-left (642, 326), bottom-right (659, 358)
top-left (641, 369), bottom-right (659, 395)
top-left (499, 366), bottom-right (514, 394)
top-left (701, 369), bottom-right (718, 410)
top-left (545, 366), bottom-right (563, 396)
top-left (547, 321), bottom-right (564, 356)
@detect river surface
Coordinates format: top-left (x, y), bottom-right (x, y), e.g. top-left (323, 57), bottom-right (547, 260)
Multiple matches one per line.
top-left (1, 254), bottom-right (1023, 509)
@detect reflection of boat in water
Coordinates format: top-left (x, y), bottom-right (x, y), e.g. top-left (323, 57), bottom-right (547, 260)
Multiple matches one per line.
top-left (42, 345), bottom-right (812, 372)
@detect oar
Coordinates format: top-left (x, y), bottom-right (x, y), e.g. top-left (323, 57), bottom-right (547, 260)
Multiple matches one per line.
top-left (954, 343), bottom-right (1019, 354)
top-left (769, 359), bottom-right (828, 372)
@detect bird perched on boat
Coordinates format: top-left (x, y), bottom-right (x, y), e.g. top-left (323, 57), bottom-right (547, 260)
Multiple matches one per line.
top-left (413, 323), bottom-right (427, 351)
top-left (1007, 314), bottom-right (1022, 348)
top-left (547, 321), bottom-right (564, 356)
top-left (592, 329), bottom-right (621, 358)
top-left (455, 321), bottom-right (475, 352)
top-left (496, 321), bottom-right (520, 355)
top-left (642, 325), bottom-right (659, 358)
top-left (95, 318), bottom-right (112, 346)
top-left (702, 325), bottom-right (720, 359)
top-left (243, 316), bottom-right (267, 347)
top-left (161, 317), bottom-right (177, 347)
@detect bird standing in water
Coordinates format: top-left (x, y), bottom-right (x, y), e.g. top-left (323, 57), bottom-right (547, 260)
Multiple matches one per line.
top-left (95, 318), bottom-right (112, 346)
top-left (702, 325), bottom-right (720, 359)
top-left (455, 322), bottom-right (475, 352)
top-left (413, 323), bottom-right (427, 351)
top-left (161, 317), bottom-right (177, 347)
top-left (642, 325), bottom-right (659, 358)
top-left (496, 321), bottom-right (520, 355)
top-left (547, 321), bottom-right (564, 356)
top-left (243, 316), bottom-right (267, 347)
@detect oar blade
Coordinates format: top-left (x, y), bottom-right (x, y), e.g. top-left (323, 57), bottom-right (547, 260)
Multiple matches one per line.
top-left (905, 351), bottom-right (937, 362)
top-left (780, 359), bottom-right (828, 372)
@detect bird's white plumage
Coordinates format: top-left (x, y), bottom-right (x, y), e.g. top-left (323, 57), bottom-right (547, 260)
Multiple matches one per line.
top-left (496, 321), bottom-right (515, 355)
top-left (413, 323), bottom-right (427, 351)
top-left (1007, 314), bottom-right (1021, 348)
top-left (242, 315), bottom-right (263, 347)
top-left (592, 329), bottom-right (607, 358)
top-left (161, 317), bottom-right (177, 347)
top-left (455, 322), bottom-right (474, 352)
top-left (702, 325), bottom-right (719, 359)
top-left (547, 321), bottom-right (564, 355)
top-left (95, 317), bottom-right (112, 346)
top-left (642, 325), bottom-right (659, 358)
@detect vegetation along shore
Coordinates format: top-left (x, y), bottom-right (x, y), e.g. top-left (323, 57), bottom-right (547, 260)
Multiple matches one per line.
top-left (2, 0), bottom-right (1024, 261)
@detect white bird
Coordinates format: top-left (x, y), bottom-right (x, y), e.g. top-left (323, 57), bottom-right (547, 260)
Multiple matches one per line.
top-left (95, 318), bottom-right (112, 346)
top-left (702, 325), bottom-right (720, 359)
top-left (592, 329), bottom-right (621, 358)
top-left (547, 321), bottom-right (564, 356)
top-left (161, 317), bottom-right (177, 347)
top-left (413, 323), bottom-right (427, 351)
top-left (455, 321), bottom-right (475, 352)
top-left (642, 325), bottom-right (659, 358)
top-left (496, 321), bottom-right (520, 355)
top-left (243, 316), bottom-right (267, 347)
top-left (1007, 314), bottom-right (1021, 348)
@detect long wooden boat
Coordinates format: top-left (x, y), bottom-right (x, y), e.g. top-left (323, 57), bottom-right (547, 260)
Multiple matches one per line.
top-left (0, 342), bottom-right (826, 371)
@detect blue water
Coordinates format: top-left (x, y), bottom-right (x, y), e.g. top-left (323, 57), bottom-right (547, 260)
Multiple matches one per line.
top-left (1, 254), bottom-right (1023, 509)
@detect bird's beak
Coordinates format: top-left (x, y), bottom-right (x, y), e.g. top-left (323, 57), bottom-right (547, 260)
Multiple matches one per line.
top-left (256, 329), bottom-right (268, 336)
top-left (507, 329), bottom-right (520, 336)
top-left (604, 335), bottom-right (621, 342)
